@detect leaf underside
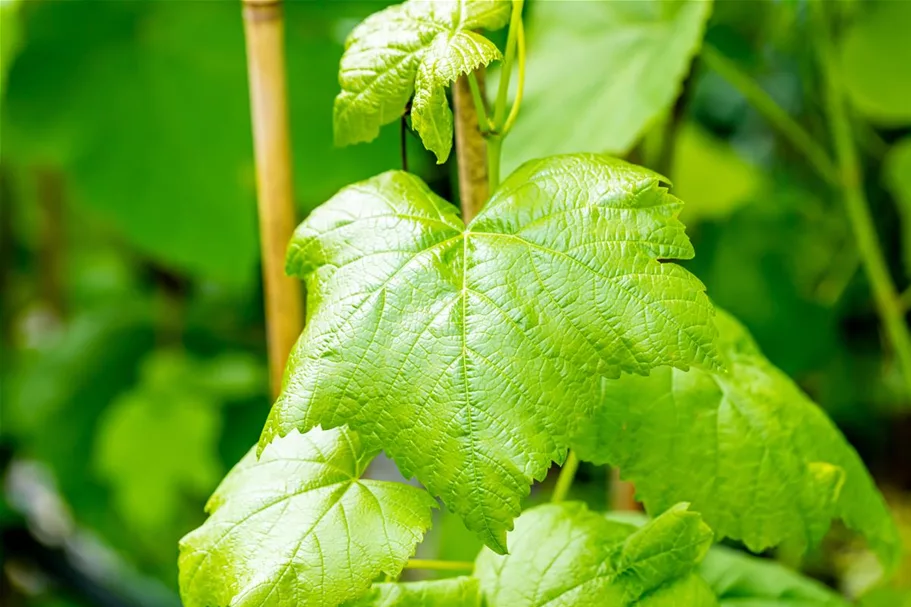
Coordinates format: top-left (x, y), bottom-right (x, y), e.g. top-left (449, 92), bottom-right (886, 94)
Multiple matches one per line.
top-left (474, 502), bottom-right (717, 607)
top-left (179, 426), bottom-right (437, 607)
top-left (263, 154), bottom-right (718, 553)
top-left (334, 0), bottom-right (509, 163)
top-left (574, 308), bottom-right (900, 569)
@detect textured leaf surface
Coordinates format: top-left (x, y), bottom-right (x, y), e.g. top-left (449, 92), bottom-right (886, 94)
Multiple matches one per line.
top-left (474, 502), bottom-right (716, 606)
top-left (700, 545), bottom-right (849, 606)
top-left (335, 0), bottom-right (509, 162)
top-left (840, 1), bottom-right (911, 125)
top-left (264, 154), bottom-right (717, 552)
top-left (179, 426), bottom-right (437, 607)
top-left (575, 309), bottom-right (900, 568)
top-left (502, 0), bottom-right (712, 174)
top-left (344, 578), bottom-right (480, 607)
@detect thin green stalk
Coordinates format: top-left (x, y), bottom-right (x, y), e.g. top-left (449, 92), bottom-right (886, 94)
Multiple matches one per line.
top-left (500, 17), bottom-right (525, 136)
top-left (488, 0), bottom-right (524, 190)
top-left (492, 0), bottom-right (524, 128)
top-left (551, 450), bottom-right (579, 504)
top-left (815, 6), bottom-right (911, 392)
top-left (404, 559), bottom-right (474, 572)
top-left (701, 45), bottom-right (840, 186)
top-left (467, 72), bottom-right (492, 133)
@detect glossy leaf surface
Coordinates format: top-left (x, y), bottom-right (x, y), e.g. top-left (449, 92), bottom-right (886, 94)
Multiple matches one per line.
top-left (179, 426), bottom-right (437, 607)
top-left (264, 154), bottom-right (717, 552)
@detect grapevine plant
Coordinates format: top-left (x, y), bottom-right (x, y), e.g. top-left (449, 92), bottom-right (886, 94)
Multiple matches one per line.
top-left (179, 1), bottom-right (901, 606)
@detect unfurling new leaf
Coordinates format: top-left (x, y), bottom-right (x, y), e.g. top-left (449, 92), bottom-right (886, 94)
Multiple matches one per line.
top-left (263, 154), bottom-right (718, 553)
top-left (334, 0), bottom-right (509, 163)
top-left (178, 426), bottom-right (437, 607)
top-left (474, 502), bottom-right (717, 606)
top-left (574, 309), bottom-right (900, 568)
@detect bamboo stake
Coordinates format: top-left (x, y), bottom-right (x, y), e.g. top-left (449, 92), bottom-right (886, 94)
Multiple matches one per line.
top-left (610, 468), bottom-right (639, 512)
top-left (242, 0), bottom-right (304, 398)
top-left (453, 72), bottom-right (489, 222)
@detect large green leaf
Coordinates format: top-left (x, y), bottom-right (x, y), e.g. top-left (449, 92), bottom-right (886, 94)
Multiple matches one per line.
top-left (700, 545), bottom-right (850, 606)
top-left (263, 154), bottom-right (718, 552)
top-left (344, 578), bottom-right (481, 607)
top-left (501, 0), bottom-right (712, 175)
top-left (474, 502), bottom-right (716, 606)
top-left (335, 0), bottom-right (509, 162)
top-left (840, 1), bottom-right (911, 125)
top-left (1, 1), bottom-right (415, 284)
top-left (884, 137), bottom-right (911, 278)
top-left (574, 309), bottom-right (900, 568)
top-left (179, 426), bottom-right (437, 607)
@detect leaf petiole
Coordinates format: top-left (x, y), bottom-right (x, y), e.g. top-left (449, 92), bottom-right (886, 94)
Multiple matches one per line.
top-left (551, 450), bottom-right (579, 503)
top-left (404, 559), bottom-right (474, 572)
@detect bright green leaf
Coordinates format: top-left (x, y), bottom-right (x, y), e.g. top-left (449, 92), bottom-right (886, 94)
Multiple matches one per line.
top-left (574, 309), bottom-right (900, 568)
top-left (502, 0), bottom-right (712, 175)
top-left (700, 545), bottom-right (850, 606)
top-left (264, 154), bottom-right (718, 553)
top-left (883, 137), bottom-right (911, 277)
top-left (179, 426), bottom-right (437, 607)
top-left (344, 578), bottom-right (481, 607)
top-left (411, 31), bottom-right (501, 162)
top-left (474, 502), bottom-right (716, 606)
top-left (334, 0), bottom-right (509, 162)
top-left (840, 1), bottom-right (911, 125)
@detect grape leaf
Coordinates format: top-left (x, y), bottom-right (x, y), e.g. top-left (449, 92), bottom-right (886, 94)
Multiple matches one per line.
top-left (840, 1), bottom-right (911, 125)
top-left (334, 0), bottom-right (509, 163)
top-left (179, 426), bottom-right (437, 607)
top-left (501, 0), bottom-right (712, 175)
top-left (700, 545), bottom-right (850, 606)
top-left (474, 502), bottom-right (716, 606)
top-left (263, 154), bottom-right (718, 553)
top-left (883, 137), bottom-right (911, 278)
top-left (344, 578), bottom-right (480, 607)
top-left (574, 308), bottom-right (900, 568)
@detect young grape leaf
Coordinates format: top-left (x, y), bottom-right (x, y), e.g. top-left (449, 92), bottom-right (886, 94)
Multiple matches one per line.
top-left (574, 309), bottom-right (900, 568)
top-left (474, 502), bottom-right (716, 606)
top-left (264, 154), bottom-right (718, 553)
top-left (334, 0), bottom-right (510, 163)
top-left (840, 1), bottom-right (911, 125)
top-left (501, 0), bottom-right (712, 175)
top-left (344, 578), bottom-right (480, 607)
top-left (179, 426), bottom-right (437, 607)
top-left (700, 545), bottom-right (850, 606)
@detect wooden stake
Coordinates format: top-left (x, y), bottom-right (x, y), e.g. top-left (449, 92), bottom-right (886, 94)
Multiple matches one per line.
top-left (453, 73), bottom-right (489, 222)
top-left (610, 468), bottom-right (640, 512)
top-left (242, 0), bottom-right (303, 398)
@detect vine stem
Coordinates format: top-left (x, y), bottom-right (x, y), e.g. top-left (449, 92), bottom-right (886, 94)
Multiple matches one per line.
top-left (701, 45), bottom-right (840, 186)
top-left (453, 73), bottom-right (490, 221)
top-left (404, 559), bottom-right (474, 572)
top-left (551, 450), bottom-right (579, 503)
top-left (815, 4), bottom-right (911, 393)
top-left (242, 0), bottom-right (304, 398)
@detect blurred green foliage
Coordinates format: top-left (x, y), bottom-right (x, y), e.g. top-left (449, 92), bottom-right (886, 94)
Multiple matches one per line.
top-left (1, 0), bottom-right (910, 605)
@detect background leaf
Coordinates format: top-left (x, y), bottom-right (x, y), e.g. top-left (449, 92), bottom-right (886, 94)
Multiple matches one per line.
top-left (501, 0), bottom-right (712, 174)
